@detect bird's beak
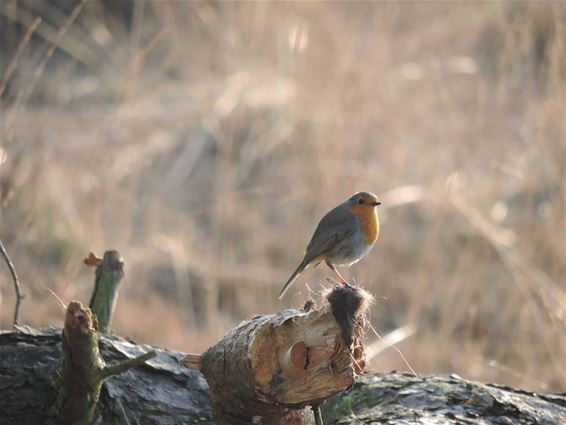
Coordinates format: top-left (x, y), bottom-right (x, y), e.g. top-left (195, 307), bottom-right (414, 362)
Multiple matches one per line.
top-left (370, 201), bottom-right (382, 206)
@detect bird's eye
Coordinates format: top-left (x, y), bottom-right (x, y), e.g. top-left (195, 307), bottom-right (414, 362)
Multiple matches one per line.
top-left (358, 199), bottom-right (364, 205)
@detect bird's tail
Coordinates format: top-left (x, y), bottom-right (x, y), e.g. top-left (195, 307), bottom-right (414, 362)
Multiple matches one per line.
top-left (278, 259), bottom-right (309, 299)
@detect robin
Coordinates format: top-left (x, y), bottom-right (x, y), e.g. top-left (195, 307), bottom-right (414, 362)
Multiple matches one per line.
top-left (279, 191), bottom-right (382, 299)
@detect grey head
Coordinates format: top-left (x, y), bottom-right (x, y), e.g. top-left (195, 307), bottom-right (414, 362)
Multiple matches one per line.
top-left (345, 191), bottom-right (382, 207)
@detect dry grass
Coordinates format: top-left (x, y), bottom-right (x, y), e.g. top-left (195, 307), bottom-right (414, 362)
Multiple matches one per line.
top-left (1, 1), bottom-right (564, 392)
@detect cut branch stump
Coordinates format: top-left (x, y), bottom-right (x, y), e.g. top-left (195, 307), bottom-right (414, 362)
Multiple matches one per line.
top-left (46, 250), bottom-right (153, 424)
top-left (52, 301), bottom-right (156, 425)
top-left (182, 286), bottom-right (372, 424)
top-left (87, 250), bottom-right (125, 334)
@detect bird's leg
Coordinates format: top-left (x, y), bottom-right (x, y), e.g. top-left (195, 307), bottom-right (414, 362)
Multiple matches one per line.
top-left (326, 261), bottom-right (352, 288)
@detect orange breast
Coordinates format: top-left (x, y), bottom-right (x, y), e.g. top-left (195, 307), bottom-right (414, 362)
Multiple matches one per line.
top-left (348, 205), bottom-right (380, 245)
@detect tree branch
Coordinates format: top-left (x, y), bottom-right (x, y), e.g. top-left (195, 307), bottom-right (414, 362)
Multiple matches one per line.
top-left (54, 301), bottom-right (154, 425)
top-left (87, 250), bottom-right (125, 333)
top-left (0, 239), bottom-right (25, 327)
top-left (102, 350), bottom-right (156, 378)
top-left (312, 405), bottom-right (324, 425)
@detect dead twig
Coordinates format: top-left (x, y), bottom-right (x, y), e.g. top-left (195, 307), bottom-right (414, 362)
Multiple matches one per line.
top-left (0, 239), bottom-right (25, 327)
top-left (7, 0), bottom-right (88, 136)
top-left (312, 405), bottom-right (324, 425)
top-left (102, 351), bottom-right (156, 378)
top-left (0, 16), bottom-right (42, 99)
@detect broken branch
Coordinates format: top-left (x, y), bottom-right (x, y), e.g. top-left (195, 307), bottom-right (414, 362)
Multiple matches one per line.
top-left (54, 301), bottom-right (154, 425)
top-left (102, 351), bottom-right (156, 378)
top-left (0, 239), bottom-right (25, 327)
top-left (87, 250), bottom-right (125, 333)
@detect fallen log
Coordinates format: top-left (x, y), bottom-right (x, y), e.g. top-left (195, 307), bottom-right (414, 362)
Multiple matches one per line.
top-left (0, 327), bottom-right (565, 424)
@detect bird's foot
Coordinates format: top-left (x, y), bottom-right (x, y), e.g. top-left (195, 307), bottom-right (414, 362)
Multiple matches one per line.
top-left (326, 277), bottom-right (355, 289)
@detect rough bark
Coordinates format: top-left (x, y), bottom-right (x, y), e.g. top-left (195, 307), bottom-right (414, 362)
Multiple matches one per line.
top-left (0, 327), bottom-right (212, 425)
top-left (56, 301), bottom-right (107, 424)
top-left (0, 328), bottom-right (565, 424)
top-left (323, 373), bottom-right (566, 424)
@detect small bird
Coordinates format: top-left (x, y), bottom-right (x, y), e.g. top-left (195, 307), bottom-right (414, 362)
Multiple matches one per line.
top-left (279, 191), bottom-right (382, 299)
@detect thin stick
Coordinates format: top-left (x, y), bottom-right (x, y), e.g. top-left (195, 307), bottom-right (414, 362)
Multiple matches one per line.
top-left (180, 353), bottom-right (202, 370)
top-left (0, 239), bottom-right (25, 327)
top-left (46, 287), bottom-right (67, 311)
top-left (368, 322), bottom-right (419, 378)
top-left (102, 351), bottom-right (157, 378)
top-left (0, 16), bottom-right (42, 98)
top-left (9, 0), bottom-right (87, 125)
top-left (366, 323), bottom-right (416, 360)
top-left (312, 405), bottom-right (324, 425)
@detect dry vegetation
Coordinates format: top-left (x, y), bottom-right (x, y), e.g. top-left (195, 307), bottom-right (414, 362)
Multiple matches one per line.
top-left (1, 1), bottom-right (564, 392)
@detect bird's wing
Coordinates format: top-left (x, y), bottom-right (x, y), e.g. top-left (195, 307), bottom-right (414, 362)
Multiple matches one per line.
top-left (303, 204), bottom-right (357, 264)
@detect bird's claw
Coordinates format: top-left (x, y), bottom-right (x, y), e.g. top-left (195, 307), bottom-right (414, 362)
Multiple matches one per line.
top-left (326, 277), bottom-right (356, 289)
